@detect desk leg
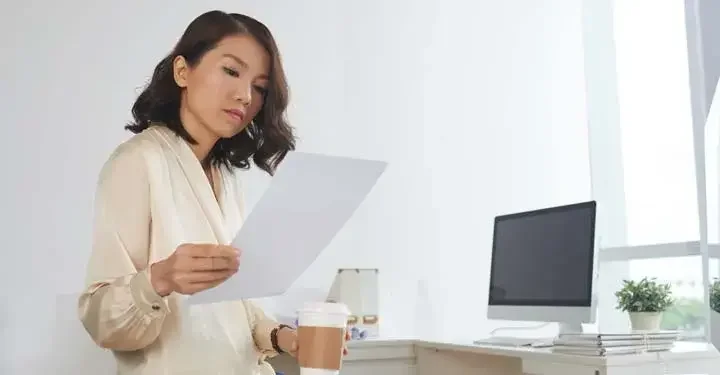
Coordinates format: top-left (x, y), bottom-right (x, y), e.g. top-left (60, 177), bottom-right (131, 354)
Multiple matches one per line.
top-left (415, 347), bottom-right (523, 375)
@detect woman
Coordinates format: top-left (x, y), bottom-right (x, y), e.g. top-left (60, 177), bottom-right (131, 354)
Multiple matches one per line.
top-left (78, 10), bottom-right (344, 374)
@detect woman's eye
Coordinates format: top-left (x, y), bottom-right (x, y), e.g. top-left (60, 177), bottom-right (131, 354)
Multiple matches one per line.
top-left (253, 85), bottom-right (268, 95)
top-left (223, 67), bottom-right (239, 77)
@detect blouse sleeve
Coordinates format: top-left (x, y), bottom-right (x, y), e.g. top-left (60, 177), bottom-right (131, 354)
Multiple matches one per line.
top-left (77, 145), bottom-right (170, 351)
top-left (247, 300), bottom-right (283, 360)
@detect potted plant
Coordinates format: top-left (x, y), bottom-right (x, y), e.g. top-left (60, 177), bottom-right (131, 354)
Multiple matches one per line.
top-left (615, 277), bottom-right (674, 331)
top-left (711, 278), bottom-right (720, 314)
top-left (710, 279), bottom-right (720, 348)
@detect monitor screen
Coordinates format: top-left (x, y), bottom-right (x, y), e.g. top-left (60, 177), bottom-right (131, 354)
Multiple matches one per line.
top-left (488, 201), bottom-right (596, 307)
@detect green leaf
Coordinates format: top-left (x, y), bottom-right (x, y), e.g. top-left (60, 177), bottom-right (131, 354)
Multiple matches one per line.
top-left (614, 277), bottom-right (674, 313)
top-left (710, 278), bottom-right (720, 313)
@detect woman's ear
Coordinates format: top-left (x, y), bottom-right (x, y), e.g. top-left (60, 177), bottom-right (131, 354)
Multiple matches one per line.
top-left (173, 55), bottom-right (189, 88)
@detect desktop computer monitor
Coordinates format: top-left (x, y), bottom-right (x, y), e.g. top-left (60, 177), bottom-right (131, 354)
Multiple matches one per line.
top-left (487, 200), bottom-right (597, 334)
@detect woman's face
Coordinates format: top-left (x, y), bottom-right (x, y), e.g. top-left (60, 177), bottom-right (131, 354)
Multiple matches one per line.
top-left (174, 34), bottom-right (270, 140)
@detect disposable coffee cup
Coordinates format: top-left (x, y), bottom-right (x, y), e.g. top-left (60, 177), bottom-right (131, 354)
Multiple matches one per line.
top-left (297, 302), bottom-right (350, 375)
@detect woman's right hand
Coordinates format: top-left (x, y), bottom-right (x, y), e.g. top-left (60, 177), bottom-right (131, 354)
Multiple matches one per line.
top-left (149, 244), bottom-right (240, 297)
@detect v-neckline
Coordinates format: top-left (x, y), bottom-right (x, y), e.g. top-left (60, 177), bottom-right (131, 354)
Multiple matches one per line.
top-left (205, 164), bottom-right (223, 207)
top-left (151, 125), bottom-right (230, 244)
top-left (190, 154), bottom-right (224, 216)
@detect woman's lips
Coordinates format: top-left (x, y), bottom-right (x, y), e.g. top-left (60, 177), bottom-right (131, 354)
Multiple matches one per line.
top-left (224, 109), bottom-right (245, 123)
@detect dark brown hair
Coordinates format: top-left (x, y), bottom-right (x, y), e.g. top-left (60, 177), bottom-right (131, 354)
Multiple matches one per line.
top-left (126, 10), bottom-right (295, 175)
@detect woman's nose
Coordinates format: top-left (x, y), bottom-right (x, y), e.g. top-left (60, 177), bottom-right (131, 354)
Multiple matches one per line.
top-left (232, 85), bottom-right (252, 105)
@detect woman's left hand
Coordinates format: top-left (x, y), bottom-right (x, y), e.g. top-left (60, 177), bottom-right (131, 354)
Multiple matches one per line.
top-left (278, 327), bottom-right (351, 357)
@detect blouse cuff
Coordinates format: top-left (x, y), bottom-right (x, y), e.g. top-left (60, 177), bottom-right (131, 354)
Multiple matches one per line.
top-left (255, 318), bottom-right (282, 360)
top-left (129, 269), bottom-right (170, 317)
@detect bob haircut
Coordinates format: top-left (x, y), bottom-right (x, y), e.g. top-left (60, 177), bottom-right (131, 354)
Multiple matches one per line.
top-left (126, 10), bottom-right (295, 175)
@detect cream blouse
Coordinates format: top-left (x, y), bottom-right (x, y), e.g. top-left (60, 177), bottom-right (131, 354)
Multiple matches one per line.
top-left (78, 125), bottom-right (281, 375)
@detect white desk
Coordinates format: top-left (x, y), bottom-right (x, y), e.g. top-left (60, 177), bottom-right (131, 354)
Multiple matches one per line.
top-left (269, 339), bottom-right (720, 375)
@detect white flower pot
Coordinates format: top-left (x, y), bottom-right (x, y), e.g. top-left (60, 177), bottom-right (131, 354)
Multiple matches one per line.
top-left (628, 312), bottom-right (663, 331)
top-left (711, 310), bottom-right (720, 349)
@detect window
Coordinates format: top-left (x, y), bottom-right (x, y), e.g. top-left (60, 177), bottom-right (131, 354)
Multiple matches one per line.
top-left (612, 1), bottom-right (703, 333)
top-left (613, 0), bottom-right (698, 246)
top-left (588, 0), bottom-right (708, 337)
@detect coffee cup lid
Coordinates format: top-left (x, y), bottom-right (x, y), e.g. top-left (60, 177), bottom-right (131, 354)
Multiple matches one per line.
top-left (298, 302), bottom-right (350, 316)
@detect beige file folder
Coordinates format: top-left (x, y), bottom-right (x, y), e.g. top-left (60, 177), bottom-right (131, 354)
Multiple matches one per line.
top-left (326, 268), bottom-right (380, 338)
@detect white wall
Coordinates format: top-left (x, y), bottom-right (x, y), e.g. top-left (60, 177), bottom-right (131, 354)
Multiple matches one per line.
top-left (0, 1), bottom-right (591, 372)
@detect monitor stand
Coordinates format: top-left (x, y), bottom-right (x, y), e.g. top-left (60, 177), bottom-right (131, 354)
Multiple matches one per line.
top-left (558, 322), bottom-right (583, 335)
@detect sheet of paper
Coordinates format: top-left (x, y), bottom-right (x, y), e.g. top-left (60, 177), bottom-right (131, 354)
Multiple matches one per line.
top-left (188, 151), bottom-right (387, 305)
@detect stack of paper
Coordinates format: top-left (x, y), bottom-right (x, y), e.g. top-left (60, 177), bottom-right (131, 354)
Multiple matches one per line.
top-left (551, 331), bottom-right (679, 356)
